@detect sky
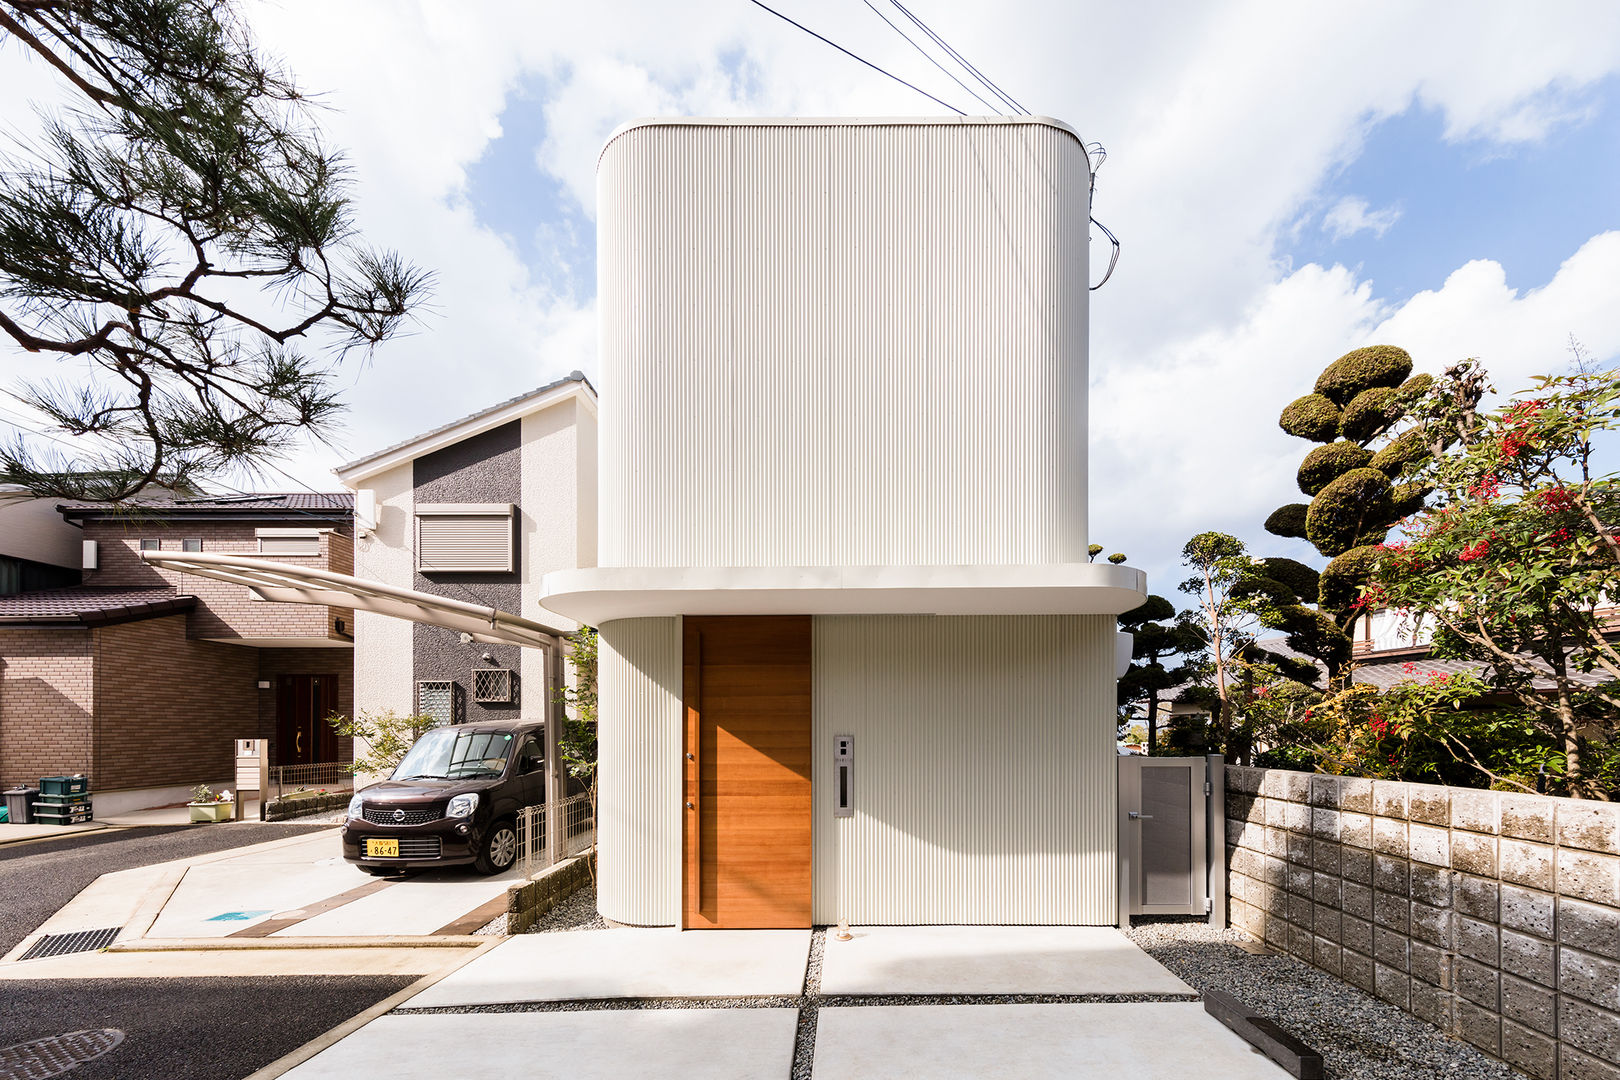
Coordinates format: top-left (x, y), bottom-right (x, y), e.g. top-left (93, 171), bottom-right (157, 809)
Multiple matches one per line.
top-left (3, 1), bottom-right (1620, 599)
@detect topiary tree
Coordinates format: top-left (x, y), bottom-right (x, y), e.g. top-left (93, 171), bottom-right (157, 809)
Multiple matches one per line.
top-left (1265, 345), bottom-right (1437, 687)
top-left (1117, 594), bottom-right (1203, 754)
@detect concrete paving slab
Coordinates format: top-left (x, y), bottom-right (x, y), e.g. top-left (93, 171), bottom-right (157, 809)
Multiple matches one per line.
top-left (812, 1002), bottom-right (1290, 1079)
top-left (145, 856), bottom-right (365, 938)
top-left (280, 1009), bottom-right (800, 1080)
top-left (0, 821), bottom-right (107, 845)
top-left (277, 864), bottom-right (520, 937)
top-left (819, 926), bottom-right (1194, 996)
top-left (0, 946), bottom-right (458, 979)
top-left (409, 928), bottom-right (812, 1006)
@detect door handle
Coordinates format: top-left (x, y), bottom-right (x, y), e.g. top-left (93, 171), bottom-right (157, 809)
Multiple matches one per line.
top-left (1128, 810), bottom-right (1153, 820)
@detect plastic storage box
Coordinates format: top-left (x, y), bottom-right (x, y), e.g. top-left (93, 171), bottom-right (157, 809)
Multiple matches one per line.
top-left (39, 775), bottom-right (90, 797)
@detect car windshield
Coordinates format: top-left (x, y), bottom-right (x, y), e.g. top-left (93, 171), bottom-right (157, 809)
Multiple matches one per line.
top-left (393, 728), bottom-right (515, 781)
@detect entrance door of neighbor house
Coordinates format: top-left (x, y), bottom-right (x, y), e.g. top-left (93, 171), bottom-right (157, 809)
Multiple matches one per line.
top-left (1118, 755), bottom-right (1210, 917)
top-left (276, 675), bottom-right (338, 766)
top-left (683, 615), bottom-right (812, 929)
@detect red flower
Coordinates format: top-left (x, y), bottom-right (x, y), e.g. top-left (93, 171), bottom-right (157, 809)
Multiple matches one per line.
top-left (1459, 539), bottom-right (1490, 562)
top-left (1535, 486), bottom-right (1574, 514)
top-left (1469, 474), bottom-right (1500, 501)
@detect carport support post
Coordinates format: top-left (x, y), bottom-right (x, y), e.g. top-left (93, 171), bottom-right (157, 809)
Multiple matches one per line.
top-left (545, 639), bottom-right (566, 861)
top-left (1206, 752), bottom-right (1226, 928)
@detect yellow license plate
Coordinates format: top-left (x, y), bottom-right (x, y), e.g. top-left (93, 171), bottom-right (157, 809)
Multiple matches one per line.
top-left (366, 839), bottom-right (400, 858)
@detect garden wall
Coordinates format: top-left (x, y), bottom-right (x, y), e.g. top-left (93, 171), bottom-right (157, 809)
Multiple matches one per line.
top-left (1225, 766), bottom-right (1620, 1080)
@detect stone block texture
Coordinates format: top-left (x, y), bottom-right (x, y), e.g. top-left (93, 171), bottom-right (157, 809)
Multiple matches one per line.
top-left (1227, 766), bottom-right (1620, 1076)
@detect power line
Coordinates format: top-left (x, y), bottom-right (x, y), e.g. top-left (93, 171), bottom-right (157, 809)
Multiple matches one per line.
top-left (858, 0), bottom-right (999, 114)
top-left (744, 0), bottom-right (964, 114)
top-left (887, 0), bottom-right (1026, 114)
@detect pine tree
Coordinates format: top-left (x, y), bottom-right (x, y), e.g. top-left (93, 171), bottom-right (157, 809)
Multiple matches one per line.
top-left (0, 0), bottom-right (430, 499)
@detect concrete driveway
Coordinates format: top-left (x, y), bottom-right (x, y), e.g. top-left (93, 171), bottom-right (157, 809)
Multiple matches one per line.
top-left (4, 827), bottom-right (523, 967)
top-left (275, 926), bottom-right (1294, 1080)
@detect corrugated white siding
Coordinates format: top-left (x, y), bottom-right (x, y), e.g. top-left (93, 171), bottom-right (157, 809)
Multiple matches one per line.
top-left (812, 615), bottom-right (1117, 925)
top-left (598, 119), bottom-right (1089, 569)
top-left (597, 617), bottom-right (682, 926)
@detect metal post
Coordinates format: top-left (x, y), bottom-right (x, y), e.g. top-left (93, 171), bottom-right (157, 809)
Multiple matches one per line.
top-left (1206, 752), bottom-right (1227, 928)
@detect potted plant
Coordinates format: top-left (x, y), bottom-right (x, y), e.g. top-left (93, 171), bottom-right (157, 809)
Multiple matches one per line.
top-left (188, 784), bottom-right (235, 823)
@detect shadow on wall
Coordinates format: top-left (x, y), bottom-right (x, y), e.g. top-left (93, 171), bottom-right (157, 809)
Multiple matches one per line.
top-left (0, 672), bottom-right (93, 789)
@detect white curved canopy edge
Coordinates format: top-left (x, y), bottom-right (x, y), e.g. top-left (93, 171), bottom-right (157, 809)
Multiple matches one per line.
top-left (540, 564), bottom-right (1148, 624)
top-left (138, 550), bottom-right (565, 649)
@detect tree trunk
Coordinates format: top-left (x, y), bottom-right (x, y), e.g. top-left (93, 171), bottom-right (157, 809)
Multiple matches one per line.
top-left (1146, 687), bottom-right (1160, 755)
top-left (1548, 640), bottom-right (1591, 799)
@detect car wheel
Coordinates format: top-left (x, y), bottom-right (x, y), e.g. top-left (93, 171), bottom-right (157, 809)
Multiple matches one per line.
top-left (475, 818), bottom-right (518, 874)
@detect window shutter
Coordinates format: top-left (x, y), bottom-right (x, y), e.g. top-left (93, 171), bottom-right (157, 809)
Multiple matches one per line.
top-left (415, 505), bottom-right (514, 572)
top-left (257, 528), bottom-right (321, 556)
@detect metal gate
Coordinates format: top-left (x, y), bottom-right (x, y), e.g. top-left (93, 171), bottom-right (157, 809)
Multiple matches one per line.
top-left (1118, 754), bottom-right (1225, 925)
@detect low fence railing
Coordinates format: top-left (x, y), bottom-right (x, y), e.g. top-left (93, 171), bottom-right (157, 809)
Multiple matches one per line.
top-left (268, 761), bottom-right (354, 803)
top-left (515, 792), bottom-right (595, 877)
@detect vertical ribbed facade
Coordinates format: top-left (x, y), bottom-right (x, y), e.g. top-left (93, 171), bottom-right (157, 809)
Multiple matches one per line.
top-left (597, 118), bottom-right (1089, 569)
top-left (596, 617), bottom-right (682, 926)
top-left (812, 615), bottom-right (1118, 925)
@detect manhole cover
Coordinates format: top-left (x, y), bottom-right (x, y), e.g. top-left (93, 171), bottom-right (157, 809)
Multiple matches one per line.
top-left (0, 1029), bottom-right (124, 1080)
top-left (17, 928), bottom-right (119, 961)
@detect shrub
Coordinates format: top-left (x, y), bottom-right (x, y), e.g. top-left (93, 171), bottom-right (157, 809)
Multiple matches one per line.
top-left (1278, 393), bottom-right (1342, 442)
top-left (1256, 557), bottom-right (1320, 602)
top-left (1319, 545), bottom-right (1382, 608)
top-left (1306, 467), bottom-right (1394, 555)
top-left (1340, 386), bottom-right (1402, 441)
top-left (1371, 427), bottom-right (1431, 477)
top-left (1264, 503), bottom-right (1310, 539)
top-left (1314, 345), bottom-right (1413, 404)
top-left (1297, 440), bottom-right (1374, 496)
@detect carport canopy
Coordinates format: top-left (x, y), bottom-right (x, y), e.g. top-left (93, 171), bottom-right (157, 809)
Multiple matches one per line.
top-left (138, 549), bottom-right (566, 649)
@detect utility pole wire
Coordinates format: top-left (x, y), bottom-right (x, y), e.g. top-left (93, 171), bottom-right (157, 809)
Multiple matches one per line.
top-left (858, 0), bottom-right (1000, 114)
top-left (744, 0), bottom-right (963, 114)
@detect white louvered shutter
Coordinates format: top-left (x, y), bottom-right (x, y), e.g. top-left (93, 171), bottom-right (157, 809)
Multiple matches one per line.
top-left (415, 505), bottom-right (514, 572)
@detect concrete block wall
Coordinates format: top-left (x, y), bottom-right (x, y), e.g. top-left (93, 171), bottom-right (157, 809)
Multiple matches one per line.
top-left (1226, 766), bottom-right (1620, 1080)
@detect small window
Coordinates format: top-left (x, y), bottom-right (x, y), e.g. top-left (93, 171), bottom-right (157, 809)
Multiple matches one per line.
top-left (415, 504), bottom-right (515, 573)
top-left (139, 539), bottom-right (160, 551)
top-left (181, 538), bottom-right (202, 552)
top-left (257, 528), bottom-right (321, 556)
top-left (473, 668), bottom-right (515, 704)
top-left (416, 680), bottom-right (464, 726)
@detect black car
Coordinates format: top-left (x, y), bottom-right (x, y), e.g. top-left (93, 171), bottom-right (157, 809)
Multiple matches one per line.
top-left (341, 719), bottom-right (545, 874)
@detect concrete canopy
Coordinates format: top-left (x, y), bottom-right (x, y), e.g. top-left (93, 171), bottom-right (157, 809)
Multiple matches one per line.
top-left (139, 550), bottom-right (565, 649)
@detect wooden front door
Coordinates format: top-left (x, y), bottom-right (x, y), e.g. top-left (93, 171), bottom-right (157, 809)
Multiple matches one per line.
top-left (683, 615), bottom-right (812, 929)
top-left (276, 674), bottom-right (338, 766)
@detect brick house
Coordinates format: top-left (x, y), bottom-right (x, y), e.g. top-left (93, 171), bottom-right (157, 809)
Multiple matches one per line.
top-left (0, 493), bottom-right (355, 813)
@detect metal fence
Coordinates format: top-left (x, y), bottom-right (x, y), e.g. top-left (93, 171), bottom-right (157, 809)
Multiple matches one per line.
top-left (268, 761), bottom-right (354, 802)
top-left (516, 793), bottom-right (596, 877)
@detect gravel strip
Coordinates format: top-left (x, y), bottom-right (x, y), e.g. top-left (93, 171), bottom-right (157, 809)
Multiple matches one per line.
top-left (521, 882), bottom-right (608, 934)
top-left (1125, 918), bottom-right (1529, 1080)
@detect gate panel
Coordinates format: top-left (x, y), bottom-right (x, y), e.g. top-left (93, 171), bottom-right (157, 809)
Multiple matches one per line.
top-left (1119, 755), bottom-right (1208, 917)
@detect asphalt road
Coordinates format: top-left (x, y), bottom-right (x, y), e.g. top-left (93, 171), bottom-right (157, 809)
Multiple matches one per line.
top-left (0, 822), bottom-right (334, 956)
top-left (0, 975), bottom-right (416, 1079)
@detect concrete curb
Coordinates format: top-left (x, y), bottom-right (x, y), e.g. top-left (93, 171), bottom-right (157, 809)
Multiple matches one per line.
top-left (240, 937), bottom-right (505, 1080)
top-left (0, 823), bottom-right (112, 848)
top-left (109, 936), bottom-right (486, 951)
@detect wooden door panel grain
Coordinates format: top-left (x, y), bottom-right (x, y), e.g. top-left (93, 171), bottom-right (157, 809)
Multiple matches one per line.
top-left (683, 615), bottom-right (812, 929)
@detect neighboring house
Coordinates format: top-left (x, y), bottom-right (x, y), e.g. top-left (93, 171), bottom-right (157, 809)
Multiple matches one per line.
top-left (1, 485), bottom-right (94, 594)
top-left (539, 117), bottom-right (1145, 929)
top-left (0, 493), bottom-right (355, 812)
top-left (333, 373), bottom-right (597, 790)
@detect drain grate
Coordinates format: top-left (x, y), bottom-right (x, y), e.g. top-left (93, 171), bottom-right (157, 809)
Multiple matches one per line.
top-left (18, 927), bottom-right (119, 961)
top-left (0, 1029), bottom-right (124, 1080)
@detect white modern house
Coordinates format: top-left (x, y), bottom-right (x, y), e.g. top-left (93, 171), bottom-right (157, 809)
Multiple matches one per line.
top-left (540, 117), bottom-right (1146, 929)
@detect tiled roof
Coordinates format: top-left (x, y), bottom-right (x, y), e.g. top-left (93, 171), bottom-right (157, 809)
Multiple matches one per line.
top-left (0, 586), bottom-right (195, 625)
top-left (58, 492), bottom-right (352, 516)
top-left (1353, 655), bottom-right (1611, 693)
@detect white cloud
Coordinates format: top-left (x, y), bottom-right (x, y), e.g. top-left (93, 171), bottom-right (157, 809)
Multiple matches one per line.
top-left (1322, 196), bottom-right (1402, 241)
